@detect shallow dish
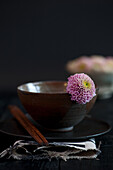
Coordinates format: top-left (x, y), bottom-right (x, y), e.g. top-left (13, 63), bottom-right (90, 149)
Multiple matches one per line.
top-left (0, 115), bottom-right (111, 141)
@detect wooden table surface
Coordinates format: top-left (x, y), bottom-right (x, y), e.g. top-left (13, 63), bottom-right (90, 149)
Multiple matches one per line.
top-left (0, 94), bottom-right (113, 170)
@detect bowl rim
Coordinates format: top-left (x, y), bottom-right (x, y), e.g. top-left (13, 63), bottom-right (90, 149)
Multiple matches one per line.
top-left (17, 80), bottom-right (68, 95)
top-left (17, 80), bottom-right (98, 97)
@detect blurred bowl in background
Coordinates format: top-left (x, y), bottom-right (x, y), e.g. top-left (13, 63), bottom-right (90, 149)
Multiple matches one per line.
top-left (89, 72), bottom-right (113, 99)
top-left (17, 81), bottom-right (98, 132)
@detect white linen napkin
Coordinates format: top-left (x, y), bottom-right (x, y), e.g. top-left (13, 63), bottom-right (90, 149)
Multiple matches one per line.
top-left (0, 139), bottom-right (101, 161)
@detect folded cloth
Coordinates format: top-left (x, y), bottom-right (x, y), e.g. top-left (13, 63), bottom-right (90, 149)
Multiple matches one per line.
top-left (0, 139), bottom-right (101, 161)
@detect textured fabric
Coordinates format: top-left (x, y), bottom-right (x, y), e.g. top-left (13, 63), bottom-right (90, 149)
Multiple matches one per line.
top-left (0, 139), bottom-right (100, 161)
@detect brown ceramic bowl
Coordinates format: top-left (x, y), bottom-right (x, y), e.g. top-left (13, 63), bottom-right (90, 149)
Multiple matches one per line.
top-left (17, 81), bottom-right (97, 132)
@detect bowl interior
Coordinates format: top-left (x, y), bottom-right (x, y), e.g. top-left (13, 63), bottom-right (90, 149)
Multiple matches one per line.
top-left (18, 81), bottom-right (68, 94)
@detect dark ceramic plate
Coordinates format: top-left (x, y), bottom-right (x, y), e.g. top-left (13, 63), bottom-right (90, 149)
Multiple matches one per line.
top-left (0, 114), bottom-right (111, 141)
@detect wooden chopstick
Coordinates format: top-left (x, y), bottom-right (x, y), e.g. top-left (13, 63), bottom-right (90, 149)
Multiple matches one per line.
top-left (8, 105), bottom-right (49, 146)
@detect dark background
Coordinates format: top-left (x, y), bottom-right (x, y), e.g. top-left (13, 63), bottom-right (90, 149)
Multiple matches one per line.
top-left (0, 0), bottom-right (113, 93)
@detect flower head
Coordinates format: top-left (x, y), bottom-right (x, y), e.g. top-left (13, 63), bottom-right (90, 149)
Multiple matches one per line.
top-left (66, 73), bottom-right (96, 104)
top-left (66, 56), bottom-right (92, 74)
top-left (66, 55), bottom-right (113, 73)
top-left (90, 55), bottom-right (106, 72)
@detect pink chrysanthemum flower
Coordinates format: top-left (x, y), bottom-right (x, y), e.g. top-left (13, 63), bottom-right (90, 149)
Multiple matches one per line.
top-left (66, 73), bottom-right (96, 104)
top-left (66, 56), bottom-right (92, 74)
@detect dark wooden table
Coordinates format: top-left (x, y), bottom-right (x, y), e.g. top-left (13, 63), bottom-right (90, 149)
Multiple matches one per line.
top-left (0, 94), bottom-right (113, 170)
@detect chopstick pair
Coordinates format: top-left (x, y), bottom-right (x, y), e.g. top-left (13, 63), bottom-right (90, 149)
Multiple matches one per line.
top-left (8, 105), bottom-right (49, 146)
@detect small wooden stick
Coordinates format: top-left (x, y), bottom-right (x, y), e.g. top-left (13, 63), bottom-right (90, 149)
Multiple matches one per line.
top-left (8, 105), bottom-right (49, 146)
